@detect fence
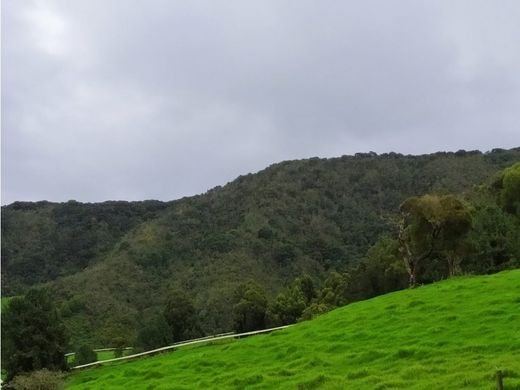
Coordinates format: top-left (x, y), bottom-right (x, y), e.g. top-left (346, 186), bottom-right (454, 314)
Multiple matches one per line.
top-left (71, 325), bottom-right (292, 370)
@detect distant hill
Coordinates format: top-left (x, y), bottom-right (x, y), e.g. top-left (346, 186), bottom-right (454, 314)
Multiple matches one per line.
top-left (65, 270), bottom-right (520, 389)
top-left (2, 147), bottom-right (520, 345)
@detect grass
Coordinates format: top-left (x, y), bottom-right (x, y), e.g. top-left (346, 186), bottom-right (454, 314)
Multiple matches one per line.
top-left (65, 270), bottom-right (520, 389)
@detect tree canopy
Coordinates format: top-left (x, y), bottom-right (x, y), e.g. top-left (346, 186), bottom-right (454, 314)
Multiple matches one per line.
top-left (1, 289), bottom-right (69, 380)
top-left (399, 194), bottom-right (472, 286)
top-left (1, 148), bottom-right (519, 346)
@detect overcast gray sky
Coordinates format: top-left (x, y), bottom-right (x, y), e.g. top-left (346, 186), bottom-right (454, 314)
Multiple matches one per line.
top-left (2, 0), bottom-right (519, 204)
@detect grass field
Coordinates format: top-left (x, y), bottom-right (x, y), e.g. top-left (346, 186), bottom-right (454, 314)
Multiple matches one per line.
top-left (66, 270), bottom-right (520, 389)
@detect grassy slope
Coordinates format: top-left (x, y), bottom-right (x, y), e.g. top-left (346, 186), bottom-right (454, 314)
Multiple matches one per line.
top-left (66, 270), bottom-right (520, 389)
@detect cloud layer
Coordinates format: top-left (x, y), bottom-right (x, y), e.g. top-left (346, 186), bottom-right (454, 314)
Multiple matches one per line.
top-left (2, 0), bottom-right (520, 203)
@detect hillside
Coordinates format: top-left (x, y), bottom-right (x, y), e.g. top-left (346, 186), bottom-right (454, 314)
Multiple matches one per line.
top-left (2, 148), bottom-right (520, 345)
top-left (65, 270), bottom-right (520, 389)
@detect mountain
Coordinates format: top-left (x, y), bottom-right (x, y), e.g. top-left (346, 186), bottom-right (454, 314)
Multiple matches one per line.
top-left (65, 270), bottom-right (520, 389)
top-left (2, 147), bottom-right (520, 345)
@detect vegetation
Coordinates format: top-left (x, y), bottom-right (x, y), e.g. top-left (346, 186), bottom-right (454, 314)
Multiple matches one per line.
top-left (232, 282), bottom-right (268, 332)
top-left (72, 345), bottom-right (97, 366)
top-left (65, 270), bottom-right (520, 389)
top-left (1, 289), bottom-right (69, 381)
top-left (8, 369), bottom-right (64, 390)
top-left (2, 148), bottom-right (519, 348)
top-left (398, 194), bottom-right (472, 286)
top-left (66, 349), bottom-right (134, 366)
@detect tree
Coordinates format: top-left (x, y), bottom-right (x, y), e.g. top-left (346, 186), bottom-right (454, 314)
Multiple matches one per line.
top-left (112, 337), bottom-right (126, 358)
top-left (493, 162), bottom-right (520, 216)
top-left (267, 288), bottom-right (306, 327)
top-left (347, 238), bottom-right (408, 300)
top-left (466, 201), bottom-right (520, 273)
top-left (73, 345), bottom-right (97, 366)
top-left (163, 289), bottom-right (199, 342)
top-left (1, 289), bottom-right (69, 381)
top-left (135, 314), bottom-right (172, 351)
top-left (267, 275), bottom-right (316, 326)
top-left (436, 196), bottom-right (473, 276)
top-left (293, 275), bottom-right (316, 305)
top-left (399, 194), bottom-right (471, 286)
top-left (232, 282), bottom-right (268, 332)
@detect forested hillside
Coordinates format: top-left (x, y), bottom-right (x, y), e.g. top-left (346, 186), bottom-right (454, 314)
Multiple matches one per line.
top-left (2, 148), bottom-right (520, 346)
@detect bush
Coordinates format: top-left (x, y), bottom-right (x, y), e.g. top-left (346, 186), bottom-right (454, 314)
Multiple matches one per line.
top-left (136, 314), bottom-right (172, 351)
top-left (8, 369), bottom-right (64, 390)
top-left (112, 337), bottom-right (126, 358)
top-left (73, 345), bottom-right (97, 366)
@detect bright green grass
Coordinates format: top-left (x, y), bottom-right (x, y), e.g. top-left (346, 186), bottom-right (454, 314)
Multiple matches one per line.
top-left (66, 270), bottom-right (520, 389)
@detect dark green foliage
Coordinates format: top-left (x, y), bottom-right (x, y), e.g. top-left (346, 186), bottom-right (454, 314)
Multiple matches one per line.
top-left (163, 290), bottom-right (200, 342)
top-left (1, 289), bottom-right (69, 380)
top-left (293, 275), bottom-right (316, 305)
top-left (1, 200), bottom-right (168, 295)
top-left (1, 149), bottom-right (520, 346)
top-left (135, 314), bottom-right (172, 351)
top-left (267, 276), bottom-right (316, 326)
top-left (232, 282), bottom-right (268, 332)
top-left (112, 337), bottom-right (126, 358)
top-left (465, 194), bottom-right (520, 273)
top-left (73, 345), bottom-right (97, 366)
top-left (399, 194), bottom-right (472, 286)
top-left (316, 272), bottom-right (350, 308)
top-left (257, 226), bottom-right (274, 240)
top-left (493, 162), bottom-right (520, 216)
top-left (347, 238), bottom-right (408, 301)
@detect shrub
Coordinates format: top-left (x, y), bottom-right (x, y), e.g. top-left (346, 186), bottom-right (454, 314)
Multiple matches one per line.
top-left (9, 369), bottom-right (63, 390)
top-left (73, 345), bottom-right (97, 366)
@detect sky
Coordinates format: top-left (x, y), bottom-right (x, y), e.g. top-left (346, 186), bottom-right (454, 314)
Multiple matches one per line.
top-left (2, 0), bottom-right (519, 204)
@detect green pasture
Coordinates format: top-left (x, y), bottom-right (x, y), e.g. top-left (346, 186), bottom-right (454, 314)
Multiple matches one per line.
top-left (66, 270), bottom-right (520, 389)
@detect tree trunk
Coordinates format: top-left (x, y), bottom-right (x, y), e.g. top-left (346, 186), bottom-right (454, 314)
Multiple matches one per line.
top-left (447, 256), bottom-right (461, 277)
top-left (408, 263), bottom-right (417, 288)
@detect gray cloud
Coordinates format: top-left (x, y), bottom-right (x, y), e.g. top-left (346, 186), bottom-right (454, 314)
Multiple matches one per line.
top-left (2, 0), bottom-right (520, 204)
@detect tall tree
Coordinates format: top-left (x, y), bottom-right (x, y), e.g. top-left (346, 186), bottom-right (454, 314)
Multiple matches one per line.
top-left (399, 194), bottom-right (471, 286)
top-left (1, 289), bottom-right (69, 380)
top-left (232, 282), bottom-right (268, 332)
top-left (163, 289), bottom-right (199, 342)
top-left (136, 314), bottom-right (172, 351)
top-left (493, 162), bottom-right (520, 216)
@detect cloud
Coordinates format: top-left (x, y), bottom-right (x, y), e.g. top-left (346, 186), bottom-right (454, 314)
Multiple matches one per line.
top-left (2, 0), bottom-right (519, 203)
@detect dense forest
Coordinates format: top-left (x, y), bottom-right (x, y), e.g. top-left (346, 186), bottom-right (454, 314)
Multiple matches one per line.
top-left (2, 148), bottom-right (520, 349)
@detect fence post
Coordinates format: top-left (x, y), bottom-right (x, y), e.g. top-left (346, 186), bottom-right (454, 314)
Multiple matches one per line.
top-left (496, 370), bottom-right (503, 390)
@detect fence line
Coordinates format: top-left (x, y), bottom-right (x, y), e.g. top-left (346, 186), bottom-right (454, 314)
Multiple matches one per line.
top-left (65, 347), bottom-right (133, 357)
top-left (66, 332), bottom-right (236, 357)
top-left (71, 325), bottom-right (292, 370)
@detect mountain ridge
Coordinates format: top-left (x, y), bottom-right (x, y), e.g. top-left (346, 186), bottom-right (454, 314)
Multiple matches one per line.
top-left (2, 147), bottom-right (520, 345)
